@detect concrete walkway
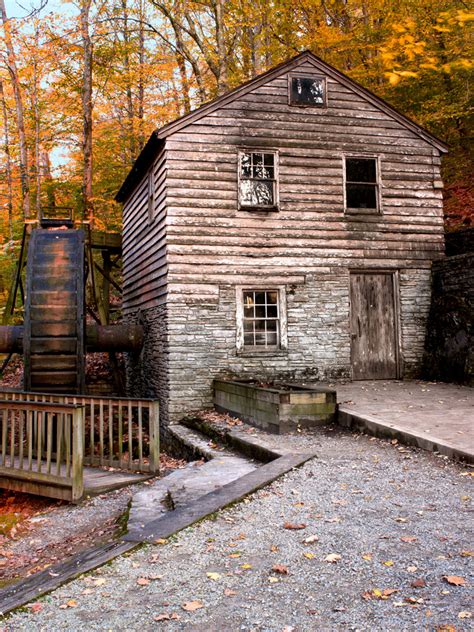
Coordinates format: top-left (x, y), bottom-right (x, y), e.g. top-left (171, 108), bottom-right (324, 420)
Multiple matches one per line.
top-left (335, 380), bottom-right (474, 463)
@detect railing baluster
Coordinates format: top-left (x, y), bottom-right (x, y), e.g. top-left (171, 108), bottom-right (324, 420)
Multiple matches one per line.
top-left (99, 400), bottom-right (104, 466)
top-left (27, 410), bottom-right (33, 470)
top-left (37, 411), bottom-right (43, 472)
top-left (89, 400), bottom-right (94, 466)
top-left (65, 413), bottom-right (71, 478)
top-left (46, 412), bottom-right (53, 474)
top-left (9, 408), bottom-right (15, 468)
top-left (1, 408), bottom-right (7, 466)
top-left (108, 400), bottom-right (113, 466)
top-left (128, 401), bottom-right (132, 469)
top-left (18, 409), bottom-right (24, 469)
top-left (118, 404), bottom-right (123, 467)
top-left (138, 402), bottom-right (143, 470)
top-left (56, 412), bottom-right (63, 476)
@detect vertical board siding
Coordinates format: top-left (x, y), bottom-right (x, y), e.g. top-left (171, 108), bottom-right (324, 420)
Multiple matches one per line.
top-left (122, 146), bottom-right (168, 311)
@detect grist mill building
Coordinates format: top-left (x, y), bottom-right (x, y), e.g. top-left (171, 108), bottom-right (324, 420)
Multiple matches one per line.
top-left (116, 51), bottom-right (447, 424)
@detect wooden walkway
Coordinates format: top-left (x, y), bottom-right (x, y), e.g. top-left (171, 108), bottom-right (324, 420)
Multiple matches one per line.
top-left (84, 467), bottom-right (152, 495)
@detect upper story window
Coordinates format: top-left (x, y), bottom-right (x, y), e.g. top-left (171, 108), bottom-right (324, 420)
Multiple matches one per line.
top-left (289, 74), bottom-right (326, 107)
top-left (345, 157), bottom-right (380, 213)
top-left (239, 151), bottom-right (278, 210)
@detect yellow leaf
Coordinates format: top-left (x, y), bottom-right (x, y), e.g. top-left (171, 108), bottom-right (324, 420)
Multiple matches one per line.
top-left (362, 553), bottom-right (372, 561)
top-left (303, 552), bottom-right (315, 559)
top-left (206, 572), bottom-right (221, 581)
top-left (268, 576), bottom-right (279, 583)
top-left (240, 564), bottom-right (252, 570)
top-left (383, 560), bottom-right (394, 567)
top-left (155, 538), bottom-right (168, 545)
top-left (386, 72), bottom-right (402, 86)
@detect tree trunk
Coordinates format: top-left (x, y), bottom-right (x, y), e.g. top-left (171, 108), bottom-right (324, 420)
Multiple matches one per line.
top-left (137, 0), bottom-right (145, 148)
top-left (0, 0), bottom-right (31, 220)
top-left (214, 0), bottom-right (228, 95)
top-left (121, 0), bottom-right (136, 161)
top-left (33, 26), bottom-right (41, 220)
top-left (0, 80), bottom-right (14, 239)
top-left (81, 0), bottom-right (94, 224)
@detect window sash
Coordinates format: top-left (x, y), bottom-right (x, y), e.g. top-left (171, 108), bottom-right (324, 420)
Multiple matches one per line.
top-left (242, 289), bottom-right (280, 348)
top-left (345, 157), bottom-right (380, 212)
top-left (239, 151), bottom-right (277, 208)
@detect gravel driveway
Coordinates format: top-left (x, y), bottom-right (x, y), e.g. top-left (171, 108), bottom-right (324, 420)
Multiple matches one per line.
top-left (3, 427), bottom-right (473, 631)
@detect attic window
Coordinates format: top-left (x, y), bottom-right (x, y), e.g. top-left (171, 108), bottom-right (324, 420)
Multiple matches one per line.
top-left (239, 151), bottom-right (278, 209)
top-left (345, 157), bottom-right (380, 213)
top-left (289, 75), bottom-right (326, 107)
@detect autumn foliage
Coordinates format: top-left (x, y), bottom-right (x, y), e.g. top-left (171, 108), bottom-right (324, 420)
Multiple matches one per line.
top-left (0, 0), bottom-right (472, 296)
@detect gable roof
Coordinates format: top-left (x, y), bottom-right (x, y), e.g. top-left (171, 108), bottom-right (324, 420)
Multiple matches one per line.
top-left (116, 50), bottom-right (448, 202)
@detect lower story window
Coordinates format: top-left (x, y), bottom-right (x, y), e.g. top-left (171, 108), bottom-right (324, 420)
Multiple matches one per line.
top-left (243, 290), bottom-right (280, 347)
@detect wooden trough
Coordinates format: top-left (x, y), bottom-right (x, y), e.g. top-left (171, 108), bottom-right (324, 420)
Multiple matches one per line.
top-left (214, 379), bottom-right (336, 434)
top-left (0, 392), bottom-right (160, 502)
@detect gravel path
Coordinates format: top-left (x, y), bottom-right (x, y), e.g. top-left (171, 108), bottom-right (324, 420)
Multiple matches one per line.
top-left (3, 427), bottom-right (473, 631)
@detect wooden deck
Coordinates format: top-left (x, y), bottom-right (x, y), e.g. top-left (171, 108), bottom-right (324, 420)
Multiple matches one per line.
top-left (0, 456), bottom-right (153, 500)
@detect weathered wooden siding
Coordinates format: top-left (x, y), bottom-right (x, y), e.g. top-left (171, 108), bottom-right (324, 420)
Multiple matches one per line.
top-left (164, 60), bottom-right (444, 292)
top-left (122, 146), bottom-right (167, 312)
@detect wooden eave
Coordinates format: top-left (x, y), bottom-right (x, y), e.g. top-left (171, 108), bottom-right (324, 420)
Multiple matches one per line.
top-left (116, 50), bottom-right (448, 203)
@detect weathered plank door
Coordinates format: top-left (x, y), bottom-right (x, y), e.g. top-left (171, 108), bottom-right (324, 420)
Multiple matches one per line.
top-left (350, 272), bottom-right (399, 380)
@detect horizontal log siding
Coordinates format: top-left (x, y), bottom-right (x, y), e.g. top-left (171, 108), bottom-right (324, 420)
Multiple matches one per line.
top-left (122, 147), bottom-right (168, 312)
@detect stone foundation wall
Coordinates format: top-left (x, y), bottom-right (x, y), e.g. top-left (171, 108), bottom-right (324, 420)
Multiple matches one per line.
top-left (424, 253), bottom-right (474, 384)
top-left (127, 268), bottom-right (433, 425)
top-left (399, 268), bottom-right (433, 377)
top-left (124, 304), bottom-right (170, 424)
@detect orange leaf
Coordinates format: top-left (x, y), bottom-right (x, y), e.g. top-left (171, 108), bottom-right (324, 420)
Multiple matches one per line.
top-left (182, 600), bottom-right (204, 612)
top-left (444, 575), bottom-right (466, 586)
top-left (272, 564), bottom-right (289, 575)
top-left (137, 577), bottom-right (151, 586)
top-left (283, 522), bottom-right (306, 530)
top-left (400, 536), bottom-right (417, 543)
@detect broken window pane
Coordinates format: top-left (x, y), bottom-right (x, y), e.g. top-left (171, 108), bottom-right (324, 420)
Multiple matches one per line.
top-left (345, 158), bottom-right (378, 210)
top-left (290, 76), bottom-right (325, 106)
top-left (239, 180), bottom-right (274, 207)
top-left (240, 152), bottom-right (276, 208)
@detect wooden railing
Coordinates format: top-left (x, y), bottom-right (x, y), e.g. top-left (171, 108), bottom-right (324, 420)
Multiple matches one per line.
top-left (1, 392), bottom-right (159, 475)
top-left (0, 400), bottom-right (85, 502)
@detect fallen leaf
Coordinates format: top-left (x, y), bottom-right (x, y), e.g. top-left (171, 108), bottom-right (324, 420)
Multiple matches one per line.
top-left (229, 553), bottom-right (241, 559)
top-left (407, 565), bottom-right (418, 573)
top-left (303, 535), bottom-right (319, 545)
top-left (460, 551), bottom-right (473, 557)
top-left (30, 603), bottom-right (43, 613)
top-left (155, 538), bottom-right (168, 545)
top-left (206, 572), bottom-right (221, 581)
top-left (458, 611), bottom-right (472, 619)
top-left (270, 544), bottom-right (279, 552)
top-left (272, 564), bottom-right (289, 575)
top-left (383, 560), bottom-right (394, 567)
top-left (325, 554), bottom-right (342, 563)
top-left (268, 577), bottom-right (279, 583)
top-left (400, 536), bottom-right (417, 543)
top-left (405, 596), bottom-right (424, 605)
top-left (362, 553), bottom-right (372, 561)
top-left (395, 517), bottom-right (408, 523)
top-left (240, 563), bottom-right (252, 570)
top-left (435, 626), bottom-right (457, 632)
top-left (59, 599), bottom-right (78, 609)
top-left (182, 601), bottom-right (204, 612)
top-left (224, 588), bottom-right (236, 596)
top-left (303, 552), bottom-right (316, 560)
top-left (93, 578), bottom-right (106, 587)
top-left (283, 522), bottom-right (306, 530)
top-left (362, 588), bottom-right (398, 601)
top-left (154, 613), bottom-right (180, 622)
top-left (444, 575), bottom-right (466, 586)
top-left (137, 578), bottom-right (151, 586)
top-left (411, 579), bottom-right (426, 588)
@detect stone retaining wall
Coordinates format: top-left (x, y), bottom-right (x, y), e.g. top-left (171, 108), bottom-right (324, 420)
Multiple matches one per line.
top-left (424, 253), bottom-right (474, 384)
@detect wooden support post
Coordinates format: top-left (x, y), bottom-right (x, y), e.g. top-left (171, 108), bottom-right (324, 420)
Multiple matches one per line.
top-left (148, 400), bottom-right (160, 474)
top-left (72, 407), bottom-right (84, 503)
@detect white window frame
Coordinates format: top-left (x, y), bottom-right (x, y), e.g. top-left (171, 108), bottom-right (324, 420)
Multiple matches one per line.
top-left (238, 149), bottom-right (279, 211)
top-left (147, 167), bottom-right (155, 223)
top-left (288, 72), bottom-right (327, 108)
top-left (343, 154), bottom-right (382, 215)
top-left (236, 286), bottom-right (288, 353)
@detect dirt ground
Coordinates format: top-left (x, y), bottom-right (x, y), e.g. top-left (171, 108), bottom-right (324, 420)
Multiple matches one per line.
top-left (0, 453), bottom-right (186, 584)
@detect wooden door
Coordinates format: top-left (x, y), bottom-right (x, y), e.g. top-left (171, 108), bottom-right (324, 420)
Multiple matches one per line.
top-left (350, 272), bottom-right (398, 380)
